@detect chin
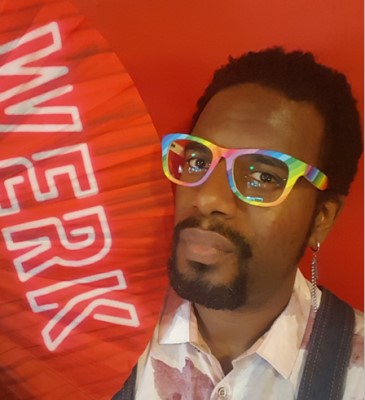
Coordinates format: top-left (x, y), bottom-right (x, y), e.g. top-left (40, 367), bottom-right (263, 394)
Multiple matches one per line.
top-left (168, 258), bottom-right (248, 310)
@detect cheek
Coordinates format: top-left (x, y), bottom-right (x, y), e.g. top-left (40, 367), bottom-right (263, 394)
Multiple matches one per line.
top-left (248, 195), bottom-right (317, 261)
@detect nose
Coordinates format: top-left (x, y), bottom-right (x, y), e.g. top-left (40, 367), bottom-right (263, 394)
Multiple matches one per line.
top-left (192, 160), bottom-right (238, 217)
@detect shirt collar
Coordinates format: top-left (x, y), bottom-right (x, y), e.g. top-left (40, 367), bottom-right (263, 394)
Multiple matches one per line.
top-left (158, 287), bottom-right (191, 344)
top-left (254, 270), bottom-right (319, 378)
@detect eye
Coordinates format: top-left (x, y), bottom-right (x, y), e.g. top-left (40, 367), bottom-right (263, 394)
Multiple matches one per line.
top-left (187, 157), bottom-right (210, 172)
top-left (246, 171), bottom-right (285, 188)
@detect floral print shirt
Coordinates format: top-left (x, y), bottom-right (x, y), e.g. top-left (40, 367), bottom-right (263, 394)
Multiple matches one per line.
top-left (135, 271), bottom-right (364, 400)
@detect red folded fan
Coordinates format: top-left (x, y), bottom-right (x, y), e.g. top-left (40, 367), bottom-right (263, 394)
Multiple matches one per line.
top-left (0, 0), bottom-right (173, 398)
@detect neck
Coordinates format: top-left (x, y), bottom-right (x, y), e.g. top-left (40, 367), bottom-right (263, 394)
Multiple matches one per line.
top-left (193, 273), bottom-right (296, 375)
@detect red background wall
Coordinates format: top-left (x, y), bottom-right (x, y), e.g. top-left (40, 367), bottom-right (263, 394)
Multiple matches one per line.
top-left (72, 0), bottom-right (364, 310)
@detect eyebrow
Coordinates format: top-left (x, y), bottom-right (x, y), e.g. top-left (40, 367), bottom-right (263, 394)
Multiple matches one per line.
top-left (170, 141), bottom-right (211, 158)
top-left (249, 154), bottom-right (286, 169)
top-left (185, 142), bottom-right (207, 151)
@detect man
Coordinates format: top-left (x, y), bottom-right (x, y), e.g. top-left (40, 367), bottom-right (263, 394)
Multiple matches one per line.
top-left (113, 47), bottom-right (363, 399)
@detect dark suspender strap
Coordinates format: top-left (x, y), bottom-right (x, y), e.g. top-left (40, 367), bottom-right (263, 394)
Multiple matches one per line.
top-left (111, 365), bottom-right (137, 400)
top-left (297, 288), bottom-right (355, 400)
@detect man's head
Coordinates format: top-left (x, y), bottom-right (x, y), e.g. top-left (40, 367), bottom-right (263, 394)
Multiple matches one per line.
top-left (192, 47), bottom-right (362, 197)
top-left (165, 48), bottom-right (362, 311)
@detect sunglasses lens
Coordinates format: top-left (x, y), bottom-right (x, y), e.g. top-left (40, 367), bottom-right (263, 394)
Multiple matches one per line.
top-left (233, 154), bottom-right (289, 203)
top-left (166, 138), bottom-right (213, 184)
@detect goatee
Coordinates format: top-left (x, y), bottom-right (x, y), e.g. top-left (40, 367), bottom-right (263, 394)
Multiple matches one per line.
top-left (168, 216), bottom-right (253, 310)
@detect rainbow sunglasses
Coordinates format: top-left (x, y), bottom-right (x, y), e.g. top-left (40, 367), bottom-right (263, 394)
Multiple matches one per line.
top-left (162, 133), bottom-right (328, 207)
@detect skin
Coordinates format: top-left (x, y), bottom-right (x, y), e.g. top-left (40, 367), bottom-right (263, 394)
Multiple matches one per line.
top-left (172, 83), bottom-right (342, 374)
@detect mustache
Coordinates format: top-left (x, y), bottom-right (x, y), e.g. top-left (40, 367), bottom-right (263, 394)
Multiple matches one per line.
top-left (173, 216), bottom-right (253, 260)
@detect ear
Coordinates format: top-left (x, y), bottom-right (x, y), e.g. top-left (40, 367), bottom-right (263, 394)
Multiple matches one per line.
top-left (307, 195), bottom-right (344, 250)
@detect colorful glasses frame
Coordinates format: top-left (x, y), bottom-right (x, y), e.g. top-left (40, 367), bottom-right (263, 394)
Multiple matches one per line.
top-left (162, 133), bottom-right (328, 207)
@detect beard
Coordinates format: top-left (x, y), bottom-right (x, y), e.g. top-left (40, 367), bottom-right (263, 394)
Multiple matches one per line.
top-left (168, 216), bottom-right (253, 310)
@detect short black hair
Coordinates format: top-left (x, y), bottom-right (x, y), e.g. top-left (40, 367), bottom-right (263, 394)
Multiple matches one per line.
top-left (192, 47), bottom-right (362, 196)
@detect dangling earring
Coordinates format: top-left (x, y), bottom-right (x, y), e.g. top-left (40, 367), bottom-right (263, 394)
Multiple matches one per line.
top-left (311, 241), bottom-right (320, 312)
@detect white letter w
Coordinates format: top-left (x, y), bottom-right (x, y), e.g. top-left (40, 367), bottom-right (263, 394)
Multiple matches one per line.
top-left (0, 22), bottom-right (82, 132)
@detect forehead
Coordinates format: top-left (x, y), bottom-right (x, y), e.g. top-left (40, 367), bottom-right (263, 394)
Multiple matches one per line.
top-left (192, 83), bottom-right (325, 166)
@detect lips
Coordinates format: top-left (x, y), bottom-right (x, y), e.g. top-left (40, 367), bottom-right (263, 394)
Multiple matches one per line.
top-left (179, 227), bottom-right (235, 265)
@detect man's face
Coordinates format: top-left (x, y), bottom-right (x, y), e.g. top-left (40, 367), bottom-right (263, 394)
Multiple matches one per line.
top-left (168, 83), bottom-right (325, 310)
